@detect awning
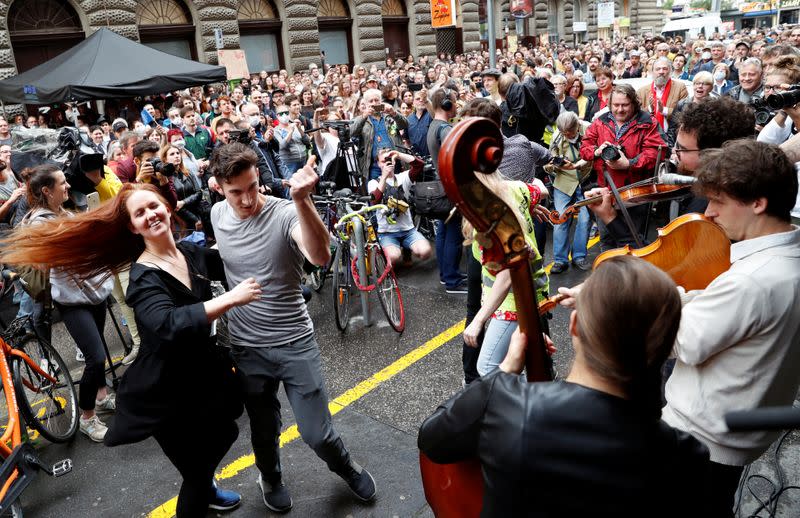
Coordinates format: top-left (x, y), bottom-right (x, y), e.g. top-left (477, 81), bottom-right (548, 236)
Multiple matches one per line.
top-left (742, 9), bottom-right (776, 16)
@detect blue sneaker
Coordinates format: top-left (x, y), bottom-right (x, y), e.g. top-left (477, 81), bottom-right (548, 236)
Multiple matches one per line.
top-left (209, 484), bottom-right (241, 512)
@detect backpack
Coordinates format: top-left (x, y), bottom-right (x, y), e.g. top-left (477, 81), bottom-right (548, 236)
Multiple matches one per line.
top-left (409, 125), bottom-right (454, 220)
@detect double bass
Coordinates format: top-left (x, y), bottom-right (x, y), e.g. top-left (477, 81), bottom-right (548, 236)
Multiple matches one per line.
top-left (418, 118), bottom-right (552, 517)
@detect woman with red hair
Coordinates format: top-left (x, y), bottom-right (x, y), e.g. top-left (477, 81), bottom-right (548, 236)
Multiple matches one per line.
top-left (1, 182), bottom-right (262, 516)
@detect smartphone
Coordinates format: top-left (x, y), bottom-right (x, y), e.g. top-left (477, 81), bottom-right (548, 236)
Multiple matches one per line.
top-left (87, 192), bottom-right (100, 211)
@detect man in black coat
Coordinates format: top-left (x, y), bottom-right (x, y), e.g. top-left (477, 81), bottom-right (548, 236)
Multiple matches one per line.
top-left (498, 73), bottom-right (560, 147)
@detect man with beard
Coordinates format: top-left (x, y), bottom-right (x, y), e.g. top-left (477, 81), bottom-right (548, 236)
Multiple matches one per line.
top-left (637, 57), bottom-right (688, 134)
top-left (582, 55), bottom-right (601, 84)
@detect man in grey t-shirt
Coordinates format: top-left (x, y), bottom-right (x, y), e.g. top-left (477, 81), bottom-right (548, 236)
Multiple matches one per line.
top-left (210, 143), bottom-right (376, 512)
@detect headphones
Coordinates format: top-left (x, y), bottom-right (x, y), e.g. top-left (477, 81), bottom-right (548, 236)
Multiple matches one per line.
top-left (440, 87), bottom-right (455, 112)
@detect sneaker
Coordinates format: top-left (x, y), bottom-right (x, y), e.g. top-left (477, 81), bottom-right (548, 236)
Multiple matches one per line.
top-left (95, 393), bottom-right (116, 413)
top-left (572, 258), bottom-right (592, 271)
top-left (79, 415), bottom-right (107, 442)
top-left (445, 281), bottom-right (468, 294)
top-left (121, 345), bottom-right (139, 366)
top-left (339, 461), bottom-right (377, 502)
top-left (76, 349), bottom-right (85, 362)
top-left (209, 483), bottom-right (241, 511)
top-left (257, 474), bottom-right (292, 513)
top-left (550, 262), bottom-right (568, 274)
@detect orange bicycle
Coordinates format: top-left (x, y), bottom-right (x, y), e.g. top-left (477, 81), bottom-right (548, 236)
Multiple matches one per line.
top-left (0, 315), bottom-right (77, 517)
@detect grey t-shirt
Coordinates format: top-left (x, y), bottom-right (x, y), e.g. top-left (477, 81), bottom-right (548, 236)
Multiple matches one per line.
top-left (211, 196), bottom-right (313, 347)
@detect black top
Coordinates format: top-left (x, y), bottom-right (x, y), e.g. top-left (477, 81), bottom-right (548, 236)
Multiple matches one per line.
top-left (105, 242), bottom-right (242, 446)
top-left (418, 371), bottom-right (710, 517)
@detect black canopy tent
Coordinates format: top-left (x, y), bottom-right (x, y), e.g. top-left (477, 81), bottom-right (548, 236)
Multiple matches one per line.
top-left (0, 28), bottom-right (227, 105)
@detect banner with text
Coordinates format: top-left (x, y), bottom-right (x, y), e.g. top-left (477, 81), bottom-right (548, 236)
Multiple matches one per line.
top-left (431, 0), bottom-right (457, 28)
top-left (597, 2), bottom-right (615, 28)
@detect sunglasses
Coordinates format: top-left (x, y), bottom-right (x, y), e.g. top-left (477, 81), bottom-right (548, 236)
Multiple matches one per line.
top-left (277, 111), bottom-right (289, 116)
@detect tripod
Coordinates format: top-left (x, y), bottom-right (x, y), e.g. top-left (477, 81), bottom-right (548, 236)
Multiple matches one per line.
top-left (329, 138), bottom-right (363, 194)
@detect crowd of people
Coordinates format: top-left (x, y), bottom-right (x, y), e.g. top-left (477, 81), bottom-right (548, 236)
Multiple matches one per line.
top-left (0, 21), bottom-right (798, 517)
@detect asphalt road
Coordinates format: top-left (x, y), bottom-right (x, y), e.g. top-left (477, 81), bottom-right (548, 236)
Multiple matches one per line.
top-left (5, 219), bottom-right (800, 518)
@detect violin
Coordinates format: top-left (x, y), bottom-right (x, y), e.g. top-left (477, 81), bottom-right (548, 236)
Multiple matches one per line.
top-left (545, 175), bottom-right (691, 225)
top-left (594, 212), bottom-right (730, 290)
top-left (419, 118), bottom-right (551, 517)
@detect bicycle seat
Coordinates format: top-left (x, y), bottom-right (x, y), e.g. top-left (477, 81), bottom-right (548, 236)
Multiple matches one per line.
top-left (318, 181), bottom-right (336, 192)
top-left (333, 188), bottom-right (353, 197)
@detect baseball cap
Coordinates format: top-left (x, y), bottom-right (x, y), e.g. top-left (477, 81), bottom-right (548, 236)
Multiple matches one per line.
top-left (111, 118), bottom-right (128, 132)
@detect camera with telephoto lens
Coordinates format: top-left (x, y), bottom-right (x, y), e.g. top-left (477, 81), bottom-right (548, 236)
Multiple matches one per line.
top-left (149, 158), bottom-right (176, 177)
top-left (749, 96), bottom-right (776, 126)
top-left (321, 120), bottom-right (352, 141)
top-left (600, 145), bottom-right (622, 162)
top-left (550, 156), bottom-right (566, 167)
top-left (764, 84), bottom-right (800, 110)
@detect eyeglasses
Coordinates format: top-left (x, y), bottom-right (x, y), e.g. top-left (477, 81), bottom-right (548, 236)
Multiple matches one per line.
top-left (764, 84), bottom-right (786, 93)
top-left (673, 142), bottom-right (700, 157)
top-left (276, 111), bottom-right (289, 115)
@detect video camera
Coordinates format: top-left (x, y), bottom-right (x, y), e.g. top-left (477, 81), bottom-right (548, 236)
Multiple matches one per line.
top-left (321, 120), bottom-right (352, 141)
top-left (764, 84), bottom-right (800, 110)
top-left (750, 96), bottom-right (777, 126)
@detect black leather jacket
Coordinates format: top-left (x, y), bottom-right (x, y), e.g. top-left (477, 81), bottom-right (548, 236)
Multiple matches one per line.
top-left (418, 370), bottom-right (710, 517)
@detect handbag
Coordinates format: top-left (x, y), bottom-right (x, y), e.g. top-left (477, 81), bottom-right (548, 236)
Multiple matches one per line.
top-left (16, 265), bottom-right (49, 302)
top-left (409, 180), bottom-right (453, 220)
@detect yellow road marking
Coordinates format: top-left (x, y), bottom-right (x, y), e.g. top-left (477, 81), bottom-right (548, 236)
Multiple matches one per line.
top-left (146, 320), bottom-right (466, 518)
top-left (147, 235), bottom-right (601, 517)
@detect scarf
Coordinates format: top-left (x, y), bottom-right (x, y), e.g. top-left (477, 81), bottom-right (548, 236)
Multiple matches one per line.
top-left (650, 78), bottom-right (672, 129)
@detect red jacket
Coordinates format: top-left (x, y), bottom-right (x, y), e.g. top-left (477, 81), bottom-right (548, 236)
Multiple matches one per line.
top-left (579, 110), bottom-right (665, 188)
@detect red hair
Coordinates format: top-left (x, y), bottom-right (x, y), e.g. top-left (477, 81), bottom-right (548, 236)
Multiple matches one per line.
top-left (0, 183), bottom-right (171, 279)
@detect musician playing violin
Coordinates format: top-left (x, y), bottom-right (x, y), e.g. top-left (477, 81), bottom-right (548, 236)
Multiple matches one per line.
top-left (420, 256), bottom-right (710, 517)
top-left (564, 139), bottom-right (800, 517)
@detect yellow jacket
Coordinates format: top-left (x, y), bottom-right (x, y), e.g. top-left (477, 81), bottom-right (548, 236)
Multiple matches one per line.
top-left (95, 166), bottom-right (123, 202)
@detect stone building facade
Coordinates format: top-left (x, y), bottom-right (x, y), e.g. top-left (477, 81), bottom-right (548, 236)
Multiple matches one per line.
top-left (0, 0), bottom-right (664, 82)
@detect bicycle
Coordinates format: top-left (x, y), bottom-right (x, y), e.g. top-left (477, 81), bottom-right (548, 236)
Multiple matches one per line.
top-left (332, 201), bottom-right (405, 333)
top-left (0, 316), bottom-right (77, 517)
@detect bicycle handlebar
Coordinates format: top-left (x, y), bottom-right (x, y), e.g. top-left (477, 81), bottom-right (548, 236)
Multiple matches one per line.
top-left (335, 204), bottom-right (389, 231)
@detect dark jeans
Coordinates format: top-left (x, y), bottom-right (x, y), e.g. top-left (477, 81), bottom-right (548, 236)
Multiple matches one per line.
top-left (231, 334), bottom-right (352, 484)
top-left (55, 301), bottom-right (107, 411)
top-left (462, 252), bottom-right (483, 384)
top-left (154, 418), bottom-right (238, 517)
top-left (435, 215), bottom-right (464, 288)
top-left (706, 461), bottom-right (744, 518)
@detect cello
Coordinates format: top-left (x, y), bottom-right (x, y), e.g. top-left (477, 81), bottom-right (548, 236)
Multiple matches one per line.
top-left (418, 118), bottom-right (552, 517)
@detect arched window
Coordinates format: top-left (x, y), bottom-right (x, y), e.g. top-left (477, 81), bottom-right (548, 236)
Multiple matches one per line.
top-left (383, 0), bottom-right (410, 60)
top-left (137, 0), bottom-right (197, 60)
top-left (8, 0), bottom-right (85, 72)
top-left (318, 0), bottom-right (353, 67)
top-left (238, 0), bottom-right (284, 73)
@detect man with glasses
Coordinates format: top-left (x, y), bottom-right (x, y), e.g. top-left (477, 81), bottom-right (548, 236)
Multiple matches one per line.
top-left (550, 74), bottom-right (578, 115)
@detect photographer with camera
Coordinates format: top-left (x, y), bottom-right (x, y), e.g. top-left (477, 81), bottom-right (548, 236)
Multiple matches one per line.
top-left (580, 84), bottom-right (665, 250)
top-left (274, 98), bottom-right (310, 180)
top-left (367, 148), bottom-right (431, 267)
top-left (312, 107), bottom-right (357, 183)
top-left (756, 56), bottom-right (800, 146)
top-left (351, 88), bottom-right (409, 184)
top-left (160, 143), bottom-right (205, 232)
top-left (133, 140), bottom-right (177, 208)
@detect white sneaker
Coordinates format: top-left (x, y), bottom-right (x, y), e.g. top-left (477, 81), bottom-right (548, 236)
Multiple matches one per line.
top-left (76, 349), bottom-right (85, 362)
top-left (79, 415), bottom-right (107, 442)
top-left (121, 345), bottom-right (139, 366)
top-left (95, 393), bottom-right (116, 413)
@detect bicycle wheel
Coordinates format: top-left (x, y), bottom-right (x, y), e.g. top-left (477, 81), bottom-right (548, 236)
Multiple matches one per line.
top-left (0, 501), bottom-right (22, 517)
top-left (12, 338), bottom-right (79, 443)
top-left (331, 243), bottom-right (352, 331)
top-left (372, 245), bottom-right (406, 333)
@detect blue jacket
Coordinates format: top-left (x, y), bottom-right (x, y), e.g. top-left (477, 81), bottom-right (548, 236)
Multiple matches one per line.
top-left (408, 110), bottom-right (432, 157)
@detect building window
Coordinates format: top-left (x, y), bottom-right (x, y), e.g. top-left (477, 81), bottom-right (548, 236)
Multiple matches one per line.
top-left (238, 0), bottom-right (284, 73)
top-left (383, 0), bottom-right (411, 59)
top-left (318, 0), bottom-right (353, 67)
top-left (137, 0), bottom-right (197, 60)
top-left (8, 0), bottom-right (85, 73)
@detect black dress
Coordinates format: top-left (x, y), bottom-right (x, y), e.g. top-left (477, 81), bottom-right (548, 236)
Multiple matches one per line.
top-left (418, 370), bottom-right (710, 517)
top-left (105, 242), bottom-right (242, 446)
